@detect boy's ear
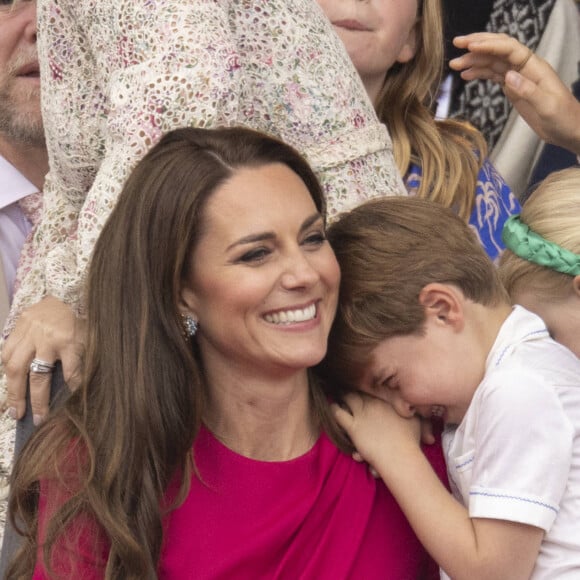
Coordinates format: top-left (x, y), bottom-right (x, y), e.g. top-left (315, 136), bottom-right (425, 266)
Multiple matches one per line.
top-left (418, 283), bottom-right (464, 330)
top-left (572, 275), bottom-right (580, 298)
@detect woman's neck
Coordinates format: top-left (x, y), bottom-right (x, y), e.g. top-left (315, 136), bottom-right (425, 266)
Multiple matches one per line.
top-left (203, 368), bottom-right (318, 462)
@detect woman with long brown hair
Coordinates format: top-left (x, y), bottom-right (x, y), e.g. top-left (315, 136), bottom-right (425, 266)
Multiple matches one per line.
top-left (6, 126), bottom-right (444, 579)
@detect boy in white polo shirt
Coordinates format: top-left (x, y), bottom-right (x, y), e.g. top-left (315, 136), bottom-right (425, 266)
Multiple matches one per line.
top-left (324, 196), bottom-right (580, 579)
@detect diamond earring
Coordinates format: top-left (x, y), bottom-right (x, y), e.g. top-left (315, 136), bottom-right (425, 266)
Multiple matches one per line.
top-left (182, 314), bottom-right (198, 338)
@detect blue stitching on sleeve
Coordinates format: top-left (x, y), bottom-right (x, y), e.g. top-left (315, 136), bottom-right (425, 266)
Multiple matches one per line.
top-left (469, 490), bottom-right (558, 514)
top-left (455, 456), bottom-right (474, 470)
top-left (494, 328), bottom-right (548, 366)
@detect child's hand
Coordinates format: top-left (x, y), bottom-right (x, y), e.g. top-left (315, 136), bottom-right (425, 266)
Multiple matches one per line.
top-left (332, 392), bottom-right (421, 475)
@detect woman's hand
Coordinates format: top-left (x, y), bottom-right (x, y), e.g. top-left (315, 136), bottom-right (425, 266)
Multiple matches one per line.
top-left (450, 32), bottom-right (580, 156)
top-left (2, 296), bottom-right (86, 424)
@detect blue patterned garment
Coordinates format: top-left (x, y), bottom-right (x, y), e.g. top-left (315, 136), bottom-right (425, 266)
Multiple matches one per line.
top-left (405, 159), bottom-right (521, 263)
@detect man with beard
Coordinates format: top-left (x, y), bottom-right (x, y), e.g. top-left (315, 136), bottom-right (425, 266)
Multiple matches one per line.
top-left (0, 0), bottom-right (46, 325)
top-left (0, 0), bottom-right (47, 557)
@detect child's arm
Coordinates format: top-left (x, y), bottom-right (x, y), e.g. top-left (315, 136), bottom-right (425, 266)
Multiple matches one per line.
top-left (333, 394), bottom-right (543, 580)
top-left (449, 32), bottom-right (580, 156)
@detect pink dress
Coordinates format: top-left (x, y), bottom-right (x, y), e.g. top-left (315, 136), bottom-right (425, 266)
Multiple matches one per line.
top-left (35, 428), bottom-right (446, 578)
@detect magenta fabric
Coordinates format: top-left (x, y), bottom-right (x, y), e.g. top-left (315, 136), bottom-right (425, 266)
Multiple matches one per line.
top-left (160, 427), bottom-right (443, 579)
top-left (33, 427), bottom-right (446, 578)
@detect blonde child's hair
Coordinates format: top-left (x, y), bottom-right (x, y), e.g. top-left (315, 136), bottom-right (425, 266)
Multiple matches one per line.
top-left (499, 167), bottom-right (580, 302)
top-left (375, 0), bottom-right (487, 221)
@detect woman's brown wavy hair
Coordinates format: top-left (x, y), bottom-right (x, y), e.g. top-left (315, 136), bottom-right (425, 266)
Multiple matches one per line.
top-left (375, 0), bottom-right (487, 221)
top-left (7, 126), bottom-right (344, 579)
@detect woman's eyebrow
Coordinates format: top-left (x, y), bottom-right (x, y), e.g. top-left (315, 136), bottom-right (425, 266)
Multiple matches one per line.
top-left (226, 212), bottom-right (322, 251)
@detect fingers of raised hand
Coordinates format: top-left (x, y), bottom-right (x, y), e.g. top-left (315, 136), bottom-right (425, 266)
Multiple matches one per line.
top-left (449, 52), bottom-right (515, 82)
top-left (452, 32), bottom-right (512, 50)
top-left (450, 33), bottom-right (538, 83)
top-left (452, 32), bottom-right (525, 60)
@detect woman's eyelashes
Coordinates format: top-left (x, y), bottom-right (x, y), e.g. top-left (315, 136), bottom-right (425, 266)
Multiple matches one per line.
top-left (236, 246), bottom-right (272, 264)
top-left (302, 230), bottom-right (327, 248)
top-left (235, 230), bottom-right (327, 264)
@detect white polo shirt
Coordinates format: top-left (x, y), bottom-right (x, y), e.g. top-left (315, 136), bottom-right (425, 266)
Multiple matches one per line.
top-left (442, 306), bottom-right (580, 578)
top-left (0, 155), bottom-right (35, 300)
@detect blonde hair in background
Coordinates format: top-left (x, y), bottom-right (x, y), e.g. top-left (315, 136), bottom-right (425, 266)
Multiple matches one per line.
top-left (375, 0), bottom-right (486, 222)
top-left (499, 167), bottom-right (580, 302)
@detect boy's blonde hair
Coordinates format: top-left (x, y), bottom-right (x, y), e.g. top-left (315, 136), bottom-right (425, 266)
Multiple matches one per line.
top-left (499, 167), bottom-right (580, 302)
top-left (375, 0), bottom-right (486, 221)
top-left (323, 196), bottom-right (508, 391)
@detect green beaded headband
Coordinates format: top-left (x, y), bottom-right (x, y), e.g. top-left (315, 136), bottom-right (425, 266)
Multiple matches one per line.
top-left (502, 215), bottom-right (580, 276)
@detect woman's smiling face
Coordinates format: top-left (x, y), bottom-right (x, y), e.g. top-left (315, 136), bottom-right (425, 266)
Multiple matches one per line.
top-left (180, 162), bottom-right (340, 378)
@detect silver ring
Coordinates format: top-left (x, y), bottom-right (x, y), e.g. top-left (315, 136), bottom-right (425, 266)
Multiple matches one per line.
top-left (29, 358), bottom-right (56, 374)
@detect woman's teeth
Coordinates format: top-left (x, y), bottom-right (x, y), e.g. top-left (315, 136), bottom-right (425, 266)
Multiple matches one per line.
top-left (264, 303), bottom-right (316, 324)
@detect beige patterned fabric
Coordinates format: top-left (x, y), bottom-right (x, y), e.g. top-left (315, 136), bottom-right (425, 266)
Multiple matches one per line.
top-left (7, 0), bottom-right (404, 330)
top-left (0, 0), bottom-right (406, 539)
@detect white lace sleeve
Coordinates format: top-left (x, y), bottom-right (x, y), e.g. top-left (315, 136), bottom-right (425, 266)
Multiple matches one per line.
top-left (10, 0), bottom-right (404, 321)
